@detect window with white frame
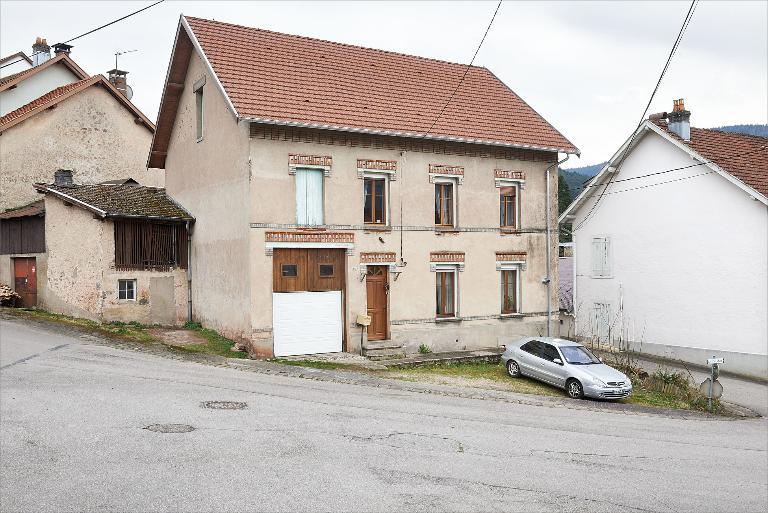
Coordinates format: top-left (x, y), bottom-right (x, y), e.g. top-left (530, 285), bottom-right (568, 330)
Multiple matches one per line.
top-left (435, 267), bottom-right (458, 318)
top-left (591, 236), bottom-right (611, 277)
top-left (295, 168), bottom-right (324, 226)
top-left (118, 279), bottom-right (136, 301)
top-left (363, 174), bottom-right (388, 225)
top-left (434, 180), bottom-right (457, 227)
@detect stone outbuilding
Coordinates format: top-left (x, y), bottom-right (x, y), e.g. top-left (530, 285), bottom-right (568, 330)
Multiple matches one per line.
top-left (28, 176), bottom-right (194, 325)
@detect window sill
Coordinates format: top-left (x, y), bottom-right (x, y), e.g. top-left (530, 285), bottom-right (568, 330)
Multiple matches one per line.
top-left (435, 227), bottom-right (459, 235)
top-left (500, 228), bottom-right (520, 235)
top-left (590, 275), bottom-right (614, 279)
top-left (435, 316), bottom-right (462, 323)
top-left (296, 226), bottom-right (327, 232)
top-left (500, 313), bottom-right (523, 319)
top-left (363, 225), bottom-right (392, 233)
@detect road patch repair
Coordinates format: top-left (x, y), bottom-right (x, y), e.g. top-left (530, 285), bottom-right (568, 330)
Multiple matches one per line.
top-left (144, 424), bottom-right (196, 434)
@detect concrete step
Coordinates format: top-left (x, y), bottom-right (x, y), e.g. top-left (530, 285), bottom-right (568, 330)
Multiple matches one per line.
top-left (363, 346), bottom-right (407, 360)
top-left (362, 339), bottom-right (404, 351)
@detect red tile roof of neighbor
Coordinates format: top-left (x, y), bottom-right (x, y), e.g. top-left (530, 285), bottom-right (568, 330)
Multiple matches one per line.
top-left (651, 120), bottom-right (768, 197)
top-left (0, 75), bottom-right (155, 133)
top-left (0, 200), bottom-right (45, 220)
top-left (154, 16), bottom-right (577, 162)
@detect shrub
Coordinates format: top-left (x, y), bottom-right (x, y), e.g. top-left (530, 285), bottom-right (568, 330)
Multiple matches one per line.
top-left (418, 343), bottom-right (432, 354)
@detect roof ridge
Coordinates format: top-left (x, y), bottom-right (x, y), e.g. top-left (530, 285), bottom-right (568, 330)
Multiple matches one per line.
top-left (184, 15), bottom-right (487, 70)
top-left (696, 126), bottom-right (768, 141)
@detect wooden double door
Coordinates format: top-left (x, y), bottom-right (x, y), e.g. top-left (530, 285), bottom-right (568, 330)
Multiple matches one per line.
top-left (365, 266), bottom-right (389, 341)
top-left (14, 257), bottom-right (37, 307)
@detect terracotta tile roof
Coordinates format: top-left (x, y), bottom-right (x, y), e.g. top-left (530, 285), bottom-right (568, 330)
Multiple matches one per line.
top-left (0, 52), bottom-right (88, 91)
top-left (183, 16), bottom-right (577, 154)
top-left (652, 119), bottom-right (768, 197)
top-left (34, 183), bottom-right (193, 221)
top-left (0, 200), bottom-right (45, 220)
top-left (0, 75), bottom-right (154, 133)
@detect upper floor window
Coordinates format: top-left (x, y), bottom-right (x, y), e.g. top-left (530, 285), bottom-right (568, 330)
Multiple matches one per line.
top-left (434, 181), bottom-right (455, 227)
top-left (364, 176), bottom-right (387, 225)
top-left (194, 86), bottom-right (204, 141)
top-left (500, 186), bottom-right (517, 228)
top-left (591, 236), bottom-right (611, 277)
top-left (296, 168), bottom-right (324, 226)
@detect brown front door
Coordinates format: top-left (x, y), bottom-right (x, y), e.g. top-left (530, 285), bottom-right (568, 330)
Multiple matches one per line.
top-left (366, 266), bottom-right (388, 341)
top-left (14, 257), bottom-right (37, 307)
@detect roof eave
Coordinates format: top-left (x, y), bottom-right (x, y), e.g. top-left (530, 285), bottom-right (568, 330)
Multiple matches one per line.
top-left (244, 116), bottom-right (579, 155)
top-left (34, 184), bottom-right (108, 218)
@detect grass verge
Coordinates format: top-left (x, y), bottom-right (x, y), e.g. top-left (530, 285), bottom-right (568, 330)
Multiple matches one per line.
top-left (1, 308), bottom-right (248, 359)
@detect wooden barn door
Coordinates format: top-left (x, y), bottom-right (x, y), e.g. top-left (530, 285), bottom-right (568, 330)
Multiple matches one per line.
top-left (13, 257), bottom-right (37, 307)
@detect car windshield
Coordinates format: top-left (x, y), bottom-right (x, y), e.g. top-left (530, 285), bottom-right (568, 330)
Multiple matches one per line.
top-left (560, 346), bottom-right (601, 365)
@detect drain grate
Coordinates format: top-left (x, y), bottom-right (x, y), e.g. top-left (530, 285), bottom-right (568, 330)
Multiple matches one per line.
top-left (201, 401), bottom-right (247, 410)
top-left (144, 423), bottom-right (195, 433)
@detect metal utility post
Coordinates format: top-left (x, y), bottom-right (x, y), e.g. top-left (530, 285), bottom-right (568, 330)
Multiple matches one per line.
top-left (545, 154), bottom-right (569, 337)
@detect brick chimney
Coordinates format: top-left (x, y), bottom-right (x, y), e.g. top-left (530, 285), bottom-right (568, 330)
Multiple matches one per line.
top-left (32, 37), bottom-right (51, 66)
top-left (668, 98), bottom-right (691, 141)
top-left (107, 69), bottom-right (130, 98)
top-left (54, 169), bottom-right (74, 187)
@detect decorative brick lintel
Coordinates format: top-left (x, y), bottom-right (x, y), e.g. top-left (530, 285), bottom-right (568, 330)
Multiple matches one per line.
top-left (288, 154), bottom-right (332, 176)
top-left (430, 251), bottom-right (465, 263)
top-left (495, 251), bottom-right (527, 262)
top-left (357, 159), bottom-right (397, 171)
top-left (265, 231), bottom-right (354, 243)
top-left (360, 251), bottom-right (397, 264)
top-left (494, 169), bottom-right (525, 180)
top-left (429, 164), bottom-right (464, 184)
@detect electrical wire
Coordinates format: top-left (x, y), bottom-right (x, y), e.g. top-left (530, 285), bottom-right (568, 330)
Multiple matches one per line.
top-left (421, 0), bottom-right (503, 139)
top-left (573, 0), bottom-right (699, 232)
top-left (0, 0), bottom-right (165, 69)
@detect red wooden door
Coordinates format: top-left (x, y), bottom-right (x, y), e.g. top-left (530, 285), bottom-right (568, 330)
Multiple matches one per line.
top-left (365, 266), bottom-right (388, 341)
top-left (13, 257), bottom-right (37, 307)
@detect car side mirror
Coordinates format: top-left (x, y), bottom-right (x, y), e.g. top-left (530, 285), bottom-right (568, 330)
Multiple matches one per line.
top-left (553, 358), bottom-right (563, 365)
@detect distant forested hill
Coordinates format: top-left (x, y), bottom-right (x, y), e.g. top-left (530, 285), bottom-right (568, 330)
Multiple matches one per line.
top-left (559, 162), bottom-right (605, 197)
top-left (710, 124), bottom-right (768, 137)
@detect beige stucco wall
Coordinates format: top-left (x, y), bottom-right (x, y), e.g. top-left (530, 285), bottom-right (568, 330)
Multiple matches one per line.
top-left (247, 134), bottom-right (562, 355)
top-left (162, 51), bottom-right (252, 342)
top-left (42, 196), bottom-right (187, 325)
top-left (0, 84), bottom-right (161, 211)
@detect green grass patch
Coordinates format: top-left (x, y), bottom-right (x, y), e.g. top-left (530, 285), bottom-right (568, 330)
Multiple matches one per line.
top-left (174, 322), bottom-right (248, 358)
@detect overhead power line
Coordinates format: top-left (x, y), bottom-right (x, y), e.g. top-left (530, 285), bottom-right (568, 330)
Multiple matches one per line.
top-left (0, 0), bottom-right (165, 69)
top-left (421, 0), bottom-right (503, 139)
top-left (573, 0), bottom-right (699, 232)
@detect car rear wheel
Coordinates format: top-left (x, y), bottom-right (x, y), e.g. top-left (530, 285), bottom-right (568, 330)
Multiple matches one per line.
top-left (566, 379), bottom-right (584, 399)
top-left (506, 360), bottom-right (521, 378)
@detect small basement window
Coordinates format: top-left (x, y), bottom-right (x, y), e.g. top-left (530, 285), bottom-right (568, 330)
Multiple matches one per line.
top-left (118, 279), bottom-right (136, 301)
top-left (319, 264), bottom-right (335, 277)
top-left (281, 264), bottom-right (298, 277)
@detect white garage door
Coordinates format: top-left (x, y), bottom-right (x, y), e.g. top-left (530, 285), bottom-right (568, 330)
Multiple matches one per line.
top-left (272, 291), bottom-right (343, 357)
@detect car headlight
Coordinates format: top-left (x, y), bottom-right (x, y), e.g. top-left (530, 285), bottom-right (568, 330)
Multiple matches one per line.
top-left (590, 377), bottom-right (607, 387)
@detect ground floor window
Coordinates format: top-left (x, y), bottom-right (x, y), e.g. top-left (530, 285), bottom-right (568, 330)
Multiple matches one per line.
top-left (501, 269), bottom-right (518, 313)
top-left (118, 279), bottom-right (136, 301)
top-left (436, 270), bottom-right (456, 317)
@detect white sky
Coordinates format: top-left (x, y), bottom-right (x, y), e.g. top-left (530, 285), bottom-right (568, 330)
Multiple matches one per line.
top-left (1, 0), bottom-right (766, 167)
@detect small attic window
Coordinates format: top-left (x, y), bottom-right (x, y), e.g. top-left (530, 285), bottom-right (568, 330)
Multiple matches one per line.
top-left (193, 76), bottom-right (206, 142)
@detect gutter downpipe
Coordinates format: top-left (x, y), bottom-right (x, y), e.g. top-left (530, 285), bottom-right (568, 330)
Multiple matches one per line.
top-left (186, 220), bottom-right (193, 323)
top-left (546, 154), bottom-right (570, 338)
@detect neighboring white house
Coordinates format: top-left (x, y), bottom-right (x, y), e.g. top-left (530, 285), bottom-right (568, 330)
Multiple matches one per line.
top-left (560, 100), bottom-right (768, 378)
top-left (0, 51), bottom-right (32, 78)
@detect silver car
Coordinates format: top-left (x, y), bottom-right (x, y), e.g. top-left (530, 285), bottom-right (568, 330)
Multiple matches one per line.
top-left (501, 337), bottom-right (633, 400)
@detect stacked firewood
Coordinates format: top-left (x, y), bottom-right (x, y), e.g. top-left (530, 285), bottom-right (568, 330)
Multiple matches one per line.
top-left (0, 284), bottom-right (22, 307)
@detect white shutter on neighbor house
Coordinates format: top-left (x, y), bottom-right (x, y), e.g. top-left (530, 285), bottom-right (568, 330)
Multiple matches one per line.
top-left (591, 237), bottom-right (610, 277)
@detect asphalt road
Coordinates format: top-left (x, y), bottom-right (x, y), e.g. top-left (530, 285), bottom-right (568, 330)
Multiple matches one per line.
top-left (1, 318), bottom-right (767, 513)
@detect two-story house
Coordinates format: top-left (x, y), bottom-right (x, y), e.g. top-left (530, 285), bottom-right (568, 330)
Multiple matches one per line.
top-left (560, 100), bottom-right (768, 378)
top-left (150, 16), bottom-right (578, 357)
top-left (0, 39), bottom-right (162, 310)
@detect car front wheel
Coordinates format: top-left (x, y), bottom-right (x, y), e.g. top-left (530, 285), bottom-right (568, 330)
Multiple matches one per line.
top-left (566, 379), bottom-right (584, 399)
top-left (506, 359), bottom-right (521, 378)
